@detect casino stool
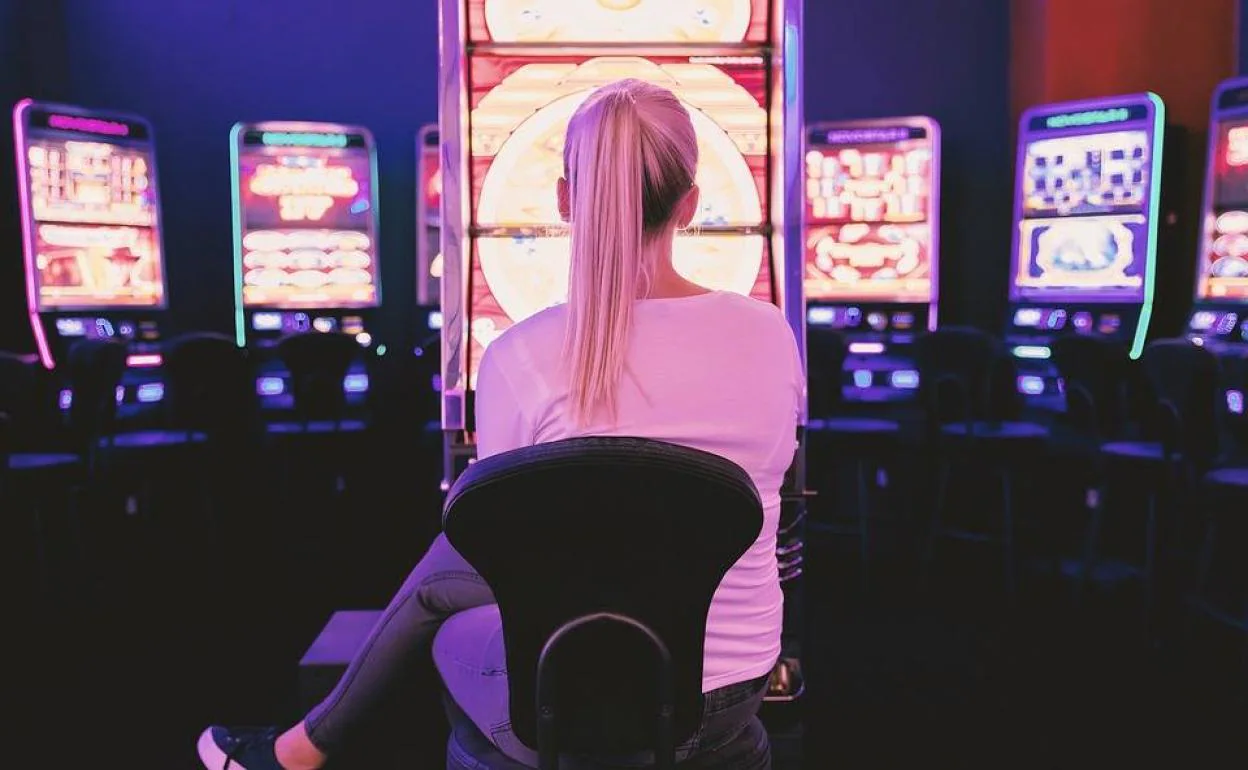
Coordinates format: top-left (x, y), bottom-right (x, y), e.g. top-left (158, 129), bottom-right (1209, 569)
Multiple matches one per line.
top-left (269, 331), bottom-right (369, 434)
top-left (0, 354), bottom-right (86, 605)
top-left (806, 329), bottom-right (902, 590)
top-left (914, 327), bottom-right (1048, 603)
top-left (436, 437), bottom-right (770, 769)
top-left (1186, 464), bottom-right (1248, 687)
top-left (1086, 340), bottom-right (1223, 634)
top-left (1047, 335), bottom-right (1132, 590)
top-left (64, 339), bottom-right (207, 533)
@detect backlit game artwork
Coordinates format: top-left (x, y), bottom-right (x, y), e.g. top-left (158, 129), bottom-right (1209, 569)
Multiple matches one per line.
top-left (464, 49), bottom-right (773, 382)
top-left (1013, 127), bottom-right (1155, 299)
top-left (25, 138), bottom-right (164, 308)
top-left (235, 132), bottom-right (379, 309)
top-left (803, 123), bottom-right (936, 302)
top-left (417, 125), bottom-right (443, 303)
top-left (468, 0), bottom-right (770, 43)
top-left (1199, 120), bottom-right (1248, 300)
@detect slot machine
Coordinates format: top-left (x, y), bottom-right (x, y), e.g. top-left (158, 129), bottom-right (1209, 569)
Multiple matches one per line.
top-left (1185, 76), bottom-right (1248, 422)
top-left (803, 118), bottom-right (940, 411)
top-left (416, 123), bottom-right (442, 313)
top-left (1004, 93), bottom-right (1175, 411)
top-left (230, 122), bottom-right (382, 409)
top-left (414, 124), bottom-right (444, 405)
top-left (437, 0), bottom-right (806, 702)
top-left (12, 99), bottom-right (170, 414)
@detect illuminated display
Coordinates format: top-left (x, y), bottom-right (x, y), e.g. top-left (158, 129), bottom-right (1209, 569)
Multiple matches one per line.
top-left (1197, 118), bottom-right (1248, 300)
top-left (417, 125), bottom-right (443, 301)
top-left (233, 127), bottom-right (380, 309)
top-left (464, 51), bottom-right (773, 381)
top-left (802, 120), bottom-right (937, 302)
top-left (1010, 95), bottom-right (1161, 303)
top-left (16, 103), bottom-right (165, 310)
top-left (467, 0), bottom-right (769, 43)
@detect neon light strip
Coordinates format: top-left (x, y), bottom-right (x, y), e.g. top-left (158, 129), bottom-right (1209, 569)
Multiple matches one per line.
top-left (1011, 344), bottom-right (1051, 359)
top-left (848, 342), bottom-right (885, 354)
top-left (1131, 93), bottom-right (1166, 360)
top-left (48, 113), bottom-right (129, 136)
top-left (126, 353), bottom-right (162, 367)
top-left (1044, 107), bottom-right (1131, 129)
top-left (261, 131), bottom-right (347, 148)
top-left (12, 100), bottom-right (55, 369)
top-left (229, 123), bottom-right (246, 347)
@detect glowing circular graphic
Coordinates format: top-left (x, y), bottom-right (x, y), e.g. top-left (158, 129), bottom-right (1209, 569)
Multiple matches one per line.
top-left (483, 0), bottom-right (753, 42)
top-left (476, 87), bottom-right (762, 228)
top-left (477, 235), bottom-right (762, 325)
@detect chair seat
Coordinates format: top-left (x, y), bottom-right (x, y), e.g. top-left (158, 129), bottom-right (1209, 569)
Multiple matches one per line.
top-left (1203, 466), bottom-right (1248, 491)
top-left (8, 452), bottom-right (80, 473)
top-left (99, 430), bottom-right (207, 449)
top-left (940, 421), bottom-right (1048, 440)
top-left (267, 419), bottom-right (368, 435)
top-left (1100, 441), bottom-right (1178, 463)
top-left (810, 417), bottom-right (900, 434)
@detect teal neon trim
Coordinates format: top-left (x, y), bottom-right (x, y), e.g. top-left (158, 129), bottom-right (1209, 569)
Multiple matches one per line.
top-left (229, 123), bottom-right (246, 347)
top-left (1130, 92), bottom-right (1165, 360)
top-left (261, 131), bottom-right (346, 148)
top-left (1045, 107), bottom-right (1131, 129)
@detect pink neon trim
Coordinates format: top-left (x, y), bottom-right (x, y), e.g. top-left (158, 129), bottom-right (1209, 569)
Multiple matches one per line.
top-left (13, 99), bottom-right (54, 369)
top-left (48, 114), bottom-right (129, 136)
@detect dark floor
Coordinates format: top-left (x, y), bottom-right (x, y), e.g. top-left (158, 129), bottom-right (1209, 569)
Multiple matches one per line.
top-left (11, 436), bottom-right (1248, 770)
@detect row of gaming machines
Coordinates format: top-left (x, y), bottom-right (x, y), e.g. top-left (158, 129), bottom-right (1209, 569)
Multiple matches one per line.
top-left (800, 86), bottom-right (1247, 415)
top-left (10, 89), bottom-right (1248, 421)
top-left (11, 103), bottom-right (385, 413)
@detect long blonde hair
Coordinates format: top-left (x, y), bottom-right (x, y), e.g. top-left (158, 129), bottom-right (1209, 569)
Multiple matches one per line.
top-left (562, 79), bottom-right (698, 425)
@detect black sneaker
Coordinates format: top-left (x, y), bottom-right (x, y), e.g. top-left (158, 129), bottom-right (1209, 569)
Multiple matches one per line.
top-left (197, 726), bottom-right (283, 770)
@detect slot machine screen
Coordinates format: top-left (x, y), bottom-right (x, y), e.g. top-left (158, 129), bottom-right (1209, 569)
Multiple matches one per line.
top-left (1197, 118), bottom-right (1248, 301)
top-left (803, 122), bottom-right (937, 302)
top-left (15, 104), bottom-right (166, 310)
top-left (1011, 101), bottom-right (1159, 302)
top-left (233, 127), bottom-right (380, 309)
top-left (418, 126), bottom-right (443, 294)
top-left (464, 49), bottom-right (774, 385)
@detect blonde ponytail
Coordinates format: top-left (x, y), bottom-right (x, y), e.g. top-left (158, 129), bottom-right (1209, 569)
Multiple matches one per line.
top-left (562, 80), bottom-right (698, 426)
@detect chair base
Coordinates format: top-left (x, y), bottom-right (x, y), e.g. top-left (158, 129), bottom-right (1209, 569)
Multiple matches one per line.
top-left (445, 701), bottom-right (770, 770)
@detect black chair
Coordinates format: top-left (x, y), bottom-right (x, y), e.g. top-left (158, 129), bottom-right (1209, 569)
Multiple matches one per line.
top-left (805, 330), bottom-right (901, 588)
top-left (270, 331), bottom-right (369, 433)
top-left (914, 327), bottom-right (1048, 602)
top-left (1090, 340), bottom-right (1222, 629)
top-left (0, 353), bottom-right (83, 603)
top-left (436, 437), bottom-right (770, 769)
top-left (163, 332), bottom-right (260, 446)
top-left (1051, 334), bottom-right (1130, 444)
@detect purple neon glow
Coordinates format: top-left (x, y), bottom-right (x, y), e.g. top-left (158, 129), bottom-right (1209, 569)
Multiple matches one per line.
top-left (1008, 93), bottom-right (1158, 303)
top-left (12, 99), bottom-right (55, 369)
top-left (820, 127), bottom-right (915, 145)
top-left (47, 113), bottom-right (129, 137)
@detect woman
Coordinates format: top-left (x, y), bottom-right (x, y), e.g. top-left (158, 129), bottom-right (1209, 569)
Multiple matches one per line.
top-left (199, 78), bottom-right (803, 770)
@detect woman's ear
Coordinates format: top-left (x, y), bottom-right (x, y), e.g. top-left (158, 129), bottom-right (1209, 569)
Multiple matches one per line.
top-left (557, 177), bottom-right (571, 222)
top-left (677, 184), bottom-right (700, 228)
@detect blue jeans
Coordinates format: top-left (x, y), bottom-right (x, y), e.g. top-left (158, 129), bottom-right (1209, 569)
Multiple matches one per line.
top-left (305, 534), bottom-right (768, 766)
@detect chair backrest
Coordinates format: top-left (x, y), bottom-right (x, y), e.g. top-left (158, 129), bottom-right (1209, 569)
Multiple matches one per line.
top-left (1139, 339), bottom-right (1222, 469)
top-left (914, 326), bottom-right (1018, 427)
top-left (805, 327), bottom-right (847, 419)
top-left (0, 352), bottom-right (63, 450)
top-left (64, 338), bottom-right (127, 445)
top-left (274, 331), bottom-right (362, 423)
top-left (1051, 334), bottom-right (1130, 439)
top-left (443, 436), bottom-right (763, 757)
top-left (163, 332), bottom-right (259, 440)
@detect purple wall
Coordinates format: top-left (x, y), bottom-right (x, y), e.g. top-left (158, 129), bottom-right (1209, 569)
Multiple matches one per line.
top-left (2, 0), bottom-right (1011, 347)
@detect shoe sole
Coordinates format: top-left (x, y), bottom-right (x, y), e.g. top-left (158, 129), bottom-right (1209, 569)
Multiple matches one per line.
top-left (197, 727), bottom-right (240, 770)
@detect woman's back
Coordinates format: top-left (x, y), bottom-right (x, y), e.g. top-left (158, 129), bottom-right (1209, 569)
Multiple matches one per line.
top-left (475, 290), bottom-right (803, 692)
